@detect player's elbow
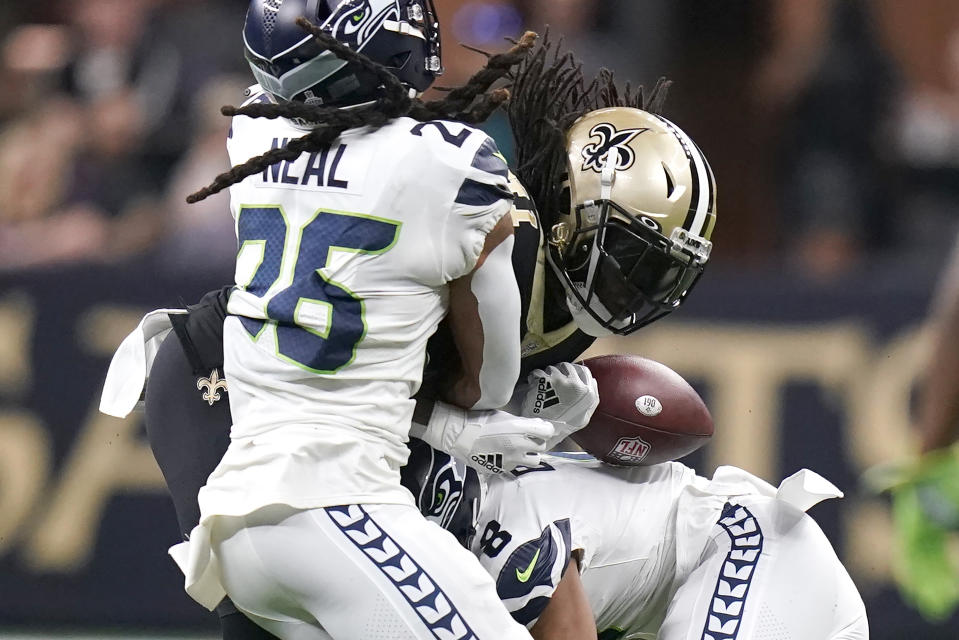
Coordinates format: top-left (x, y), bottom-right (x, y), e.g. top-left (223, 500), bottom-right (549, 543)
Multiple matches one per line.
top-left (472, 387), bottom-right (512, 411)
top-left (472, 358), bottom-right (520, 410)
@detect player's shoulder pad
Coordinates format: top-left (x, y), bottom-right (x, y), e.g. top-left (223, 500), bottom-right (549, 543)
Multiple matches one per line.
top-left (408, 120), bottom-right (510, 187)
top-left (507, 171), bottom-right (540, 229)
top-left (240, 84), bottom-right (272, 108)
top-left (227, 85), bottom-right (274, 144)
top-left (492, 518), bottom-right (573, 626)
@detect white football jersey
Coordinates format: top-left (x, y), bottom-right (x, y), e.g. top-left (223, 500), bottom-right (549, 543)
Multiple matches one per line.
top-left (472, 454), bottom-right (701, 637)
top-left (203, 86), bottom-right (513, 517)
top-left (470, 455), bottom-right (851, 640)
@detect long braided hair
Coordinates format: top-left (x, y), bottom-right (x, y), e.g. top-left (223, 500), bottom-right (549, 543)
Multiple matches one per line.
top-left (507, 33), bottom-right (671, 230)
top-left (187, 19), bottom-right (537, 203)
top-left (506, 34), bottom-right (671, 330)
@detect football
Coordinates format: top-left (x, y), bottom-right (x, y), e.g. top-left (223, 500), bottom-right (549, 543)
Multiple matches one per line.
top-left (572, 354), bottom-right (713, 466)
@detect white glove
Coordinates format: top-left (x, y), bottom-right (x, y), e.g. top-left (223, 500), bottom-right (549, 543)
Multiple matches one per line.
top-left (411, 400), bottom-right (555, 476)
top-left (520, 362), bottom-right (599, 449)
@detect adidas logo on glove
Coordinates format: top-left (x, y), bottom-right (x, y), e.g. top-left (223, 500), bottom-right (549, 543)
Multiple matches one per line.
top-left (471, 453), bottom-right (505, 474)
top-left (532, 378), bottom-right (560, 414)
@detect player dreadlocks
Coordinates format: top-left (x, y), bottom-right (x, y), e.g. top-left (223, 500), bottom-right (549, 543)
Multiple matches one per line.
top-left (506, 35), bottom-right (715, 337)
top-left (507, 34), bottom-right (671, 231)
top-left (187, 19), bottom-right (536, 203)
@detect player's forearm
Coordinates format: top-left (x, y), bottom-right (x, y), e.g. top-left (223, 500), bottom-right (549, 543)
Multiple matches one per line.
top-left (530, 556), bottom-right (596, 640)
top-left (446, 217), bottom-right (520, 409)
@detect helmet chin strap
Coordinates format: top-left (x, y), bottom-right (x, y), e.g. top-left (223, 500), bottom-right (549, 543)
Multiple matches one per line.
top-left (581, 151), bottom-right (617, 305)
top-left (566, 292), bottom-right (614, 338)
top-left (547, 221), bottom-right (615, 338)
top-left (600, 150), bottom-right (616, 200)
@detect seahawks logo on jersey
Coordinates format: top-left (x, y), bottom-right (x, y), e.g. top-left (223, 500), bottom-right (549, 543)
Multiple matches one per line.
top-left (581, 123), bottom-right (649, 173)
top-left (401, 440), bottom-right (482, 546)
top-left (418, 448), bottom-right (465, 529)
top-left (495, 518), bottom-right (573, 625)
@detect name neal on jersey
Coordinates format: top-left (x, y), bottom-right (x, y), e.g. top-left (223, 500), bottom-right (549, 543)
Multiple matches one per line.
top-left (261, 138), bottom-right (351, 189)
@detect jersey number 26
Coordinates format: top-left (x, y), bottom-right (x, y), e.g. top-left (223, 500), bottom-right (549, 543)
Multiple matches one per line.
top-left (235, 205), bottom-right (401, 373)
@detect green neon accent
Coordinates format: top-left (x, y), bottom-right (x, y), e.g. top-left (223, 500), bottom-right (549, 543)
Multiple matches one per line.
top-left (252, 320), bottom-right (270, 341)
top-left (597, 627), bottom-right (626, 640)
top-left (300, 209), bottom-right (402, 374)
top-left (236, 204), bottom-right (292, 320)
top-left (264, 207), bottom-right (402, 376)
top-left (515, 548), bottom-right (540, 583)
top-left (235, 239), bottom-right (265, 288)
top-left (321, 208), bottom-right (403, 265)
top-left (294, 297), bottom-right (333, 339)
top-left (274, 270), bottom-right (362, 375)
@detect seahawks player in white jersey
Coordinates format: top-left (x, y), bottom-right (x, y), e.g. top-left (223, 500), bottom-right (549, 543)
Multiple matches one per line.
top-left (136, 2), bottom-right (545, 639)
top-left (401, 442), bottom-right (869, 640)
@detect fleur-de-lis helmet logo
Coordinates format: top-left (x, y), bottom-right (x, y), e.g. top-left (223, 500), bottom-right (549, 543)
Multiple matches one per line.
top-left (581, 123), bottom-right (649, 173)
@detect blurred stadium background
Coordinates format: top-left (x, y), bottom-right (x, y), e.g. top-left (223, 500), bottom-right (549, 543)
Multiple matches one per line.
top-left (2, 0), bottom-right (959, 637)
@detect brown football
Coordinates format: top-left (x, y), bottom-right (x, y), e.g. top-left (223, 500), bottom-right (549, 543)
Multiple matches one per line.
top-left (573, 354), bottom-right (713, 466)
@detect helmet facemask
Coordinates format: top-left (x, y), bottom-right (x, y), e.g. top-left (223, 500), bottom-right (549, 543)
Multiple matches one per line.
top-left (550, 107), bottom-right (716, 336)
top-left (551, 197), bottom-right (711, 336)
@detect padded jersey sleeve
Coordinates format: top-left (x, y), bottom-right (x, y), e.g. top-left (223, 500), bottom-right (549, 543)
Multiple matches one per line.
top-left (225, 85), bottom-right (273, 170)
top-left (441, 134), bottom-right (514, 281)
top-left (471, 464), bottom-right (590, 627)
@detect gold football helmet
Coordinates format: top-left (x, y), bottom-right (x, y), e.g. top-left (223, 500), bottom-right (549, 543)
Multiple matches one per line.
top-left (548, 107), bottom-right (717, 336)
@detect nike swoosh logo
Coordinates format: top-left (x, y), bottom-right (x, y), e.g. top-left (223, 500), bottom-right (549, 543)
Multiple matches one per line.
top-left (515, 548), bottom-right (541, 583)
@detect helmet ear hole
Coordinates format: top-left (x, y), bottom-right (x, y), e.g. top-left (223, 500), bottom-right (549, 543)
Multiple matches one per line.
top-left (386, 51), bottom-right (411, 70)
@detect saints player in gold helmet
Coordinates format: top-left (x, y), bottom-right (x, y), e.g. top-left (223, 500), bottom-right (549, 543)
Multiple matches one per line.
top-left (414, 40), bottom-right (720, 458)
top-left (552, 108), bottom-right (716, 336)
top-left (493, 41), bottom-right (718, 381)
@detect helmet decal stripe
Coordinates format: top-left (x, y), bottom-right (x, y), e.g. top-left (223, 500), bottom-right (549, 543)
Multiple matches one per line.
top-left (680, 131), bottom-right (712, 237)
top-left (655, 115), bottom-right (711, 237)
top-left (698, 140), bottom-right (718, 239)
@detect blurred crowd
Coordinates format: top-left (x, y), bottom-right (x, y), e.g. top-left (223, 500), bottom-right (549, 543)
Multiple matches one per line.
top-left (2, 0), bottom-right (959, 280)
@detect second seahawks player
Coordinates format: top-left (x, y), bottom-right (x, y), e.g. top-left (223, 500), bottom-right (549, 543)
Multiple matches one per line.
top-left (401, 442), bottom-right (869, 640)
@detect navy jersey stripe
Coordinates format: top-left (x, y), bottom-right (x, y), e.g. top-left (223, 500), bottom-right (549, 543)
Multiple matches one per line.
top-left (471, 138), bottom-right (509, 178)
top-left (699, 503), bottom-right (764, 640)
top-left (511, 595), bottom-right (552, 626)
top-left (455, 179), bottom-right (512, 207)
top-left (326, 505), bottom-right (480, 640)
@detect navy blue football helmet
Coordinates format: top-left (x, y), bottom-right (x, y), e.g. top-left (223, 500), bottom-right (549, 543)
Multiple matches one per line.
top-left (243, 0), bottom-right (442, 106)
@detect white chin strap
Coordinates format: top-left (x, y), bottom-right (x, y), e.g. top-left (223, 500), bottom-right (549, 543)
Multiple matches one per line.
top-left (600, 151), bottom-right (616, 200)
top-left (563, 288), bottom-right (614, 338)
top-left (547, 241), bottom-right (615, 338)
